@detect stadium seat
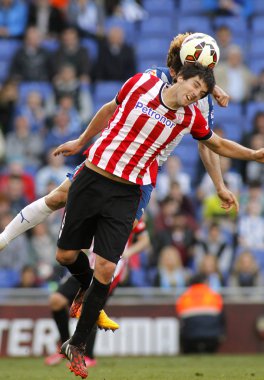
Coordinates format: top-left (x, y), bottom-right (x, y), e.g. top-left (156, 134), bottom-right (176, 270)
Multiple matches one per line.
top-left (140, 16), bottom-right (175, 38)
top-left (41, 39), bottom-right (59, 52)
top-left (18, 82), bottom-right (54, 104)
top-left (214, 103), bottom-right (245, 129)
top-left (137, 59), bottom-right (165, 74)
top-left (177, 16), bottom-right (213, 35)
top-left (179, 0), bottom-right (204, 15)
top-left (252, 0), bottom-right (264, 15)
top-left (213, 17), bottom-right (248, 38)
top-left (142, 0), bottom-right (175, 16)
top-left (0, 269), bottom-right (20, 288)
top-left (81, 38), bottom-right (99, 63)
top-left (251, 16), bottom-right (264, 37)
top-left (93, 80), bottom-right (123, 111)
top-left (136, 37), bottom-right (170, 61)
top-left (0, 61), bottom-right (10, 83)
top-left (221, 122), bottom-right (243, 142)
top-left (0, 39), bottom-right (21, 60)
top-left (244, 102), bottom-right (264, 131)
top-left (248, 58), bottom-right (264, 75)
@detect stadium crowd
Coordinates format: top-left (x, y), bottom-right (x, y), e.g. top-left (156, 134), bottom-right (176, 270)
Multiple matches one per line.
top-left (0, 0), bottom-right (264, 292)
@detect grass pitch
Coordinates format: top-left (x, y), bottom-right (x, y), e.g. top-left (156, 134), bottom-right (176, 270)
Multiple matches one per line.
top-left (1, 355), bottom-right (264, 380)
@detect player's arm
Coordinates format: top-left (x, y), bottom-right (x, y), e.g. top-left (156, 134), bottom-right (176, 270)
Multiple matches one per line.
top-left (123, 231), bottom-right (150, 260)
top-left (53, 99), bottom-right (117, 157)
top-left (198, 142), bottom-right (239, 212)
top-left (201, 132), bottom-right (264, 162)
top-left (212, 84), bottom-right (230, 107)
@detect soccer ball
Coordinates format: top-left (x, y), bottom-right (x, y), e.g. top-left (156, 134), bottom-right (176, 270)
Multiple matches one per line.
top-left (180, 33), bottom-right (220, 69)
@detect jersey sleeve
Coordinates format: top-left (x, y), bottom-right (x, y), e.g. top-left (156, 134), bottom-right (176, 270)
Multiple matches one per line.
top-left (136, 183), bottom-right (154, 220)
top-left (116, 73), bottom-right (143, 104)
top-left (197, 95), bottom-right (214, 129)
top-left (191, 108), bottom-right (212, 140)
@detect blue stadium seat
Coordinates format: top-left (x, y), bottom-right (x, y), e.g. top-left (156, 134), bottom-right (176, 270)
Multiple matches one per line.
top-left (81, 38), bottom-right (99, 63)
top-left (179, 0), bottom-right (204, 15)
top-left (0, 39), bottom-right (21, 60)
top-left (244, 102), bottom-right (264, 131)
top-left (214, 103), bottom-right (244, 128)
top-left (136, 37), bottom-right (170, 61)
top-left (143, 0), bottom-right (175, 16)
top-left (0, 61), bottom-right (10, 82)
top-left (140, 16), bottom-right (175, 38)
top-left (0, 269), bottom-right (20, 288)
top-left (221, 122), bottom-right (243, 142)
top-left (213, 17), bottom-right (248, 38)
top-left (93, 80), bottom-right (123, 111)
top-left (249, 37), bottom-right (264, 61)
top-left (18, 82), bottom-right (54, 104)
top-left (252, 0), bottom-right (264, 15)
top-left (137, 59), bottom-right (165, 74)
top-left (41, 39), bottom-right (59, 52)
top-left (177, 16), bottom-right (213, 35)
top-left (251, 16), bottom-right (264, 37)
top-left (248, 58), bottom-right (264, 75)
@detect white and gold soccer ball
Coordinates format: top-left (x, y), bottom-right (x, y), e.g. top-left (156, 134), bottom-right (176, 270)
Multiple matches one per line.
top-left (180, 33), bottom-right (220, 69)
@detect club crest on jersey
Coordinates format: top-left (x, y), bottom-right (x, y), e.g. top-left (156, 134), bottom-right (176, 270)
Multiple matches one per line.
top-left (135, 101), bottom-right (176, 129)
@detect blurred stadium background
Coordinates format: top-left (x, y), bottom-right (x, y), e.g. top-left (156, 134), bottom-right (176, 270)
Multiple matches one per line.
top-left (1, 0), bottom-right (264, 363)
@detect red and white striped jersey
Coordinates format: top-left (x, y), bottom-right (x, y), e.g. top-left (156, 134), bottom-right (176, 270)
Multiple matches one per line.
top-left (86, 73), bottom-right (212, 185)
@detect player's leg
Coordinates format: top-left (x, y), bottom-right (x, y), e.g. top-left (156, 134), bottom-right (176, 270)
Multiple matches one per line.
top-left (45, 275), bottom-right (80, 365)
top-left (0, 178), bottom-right (71, 250)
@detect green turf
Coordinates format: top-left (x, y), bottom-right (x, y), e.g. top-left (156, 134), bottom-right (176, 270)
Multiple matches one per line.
top-left (1, 355), bottom-right (264, 380)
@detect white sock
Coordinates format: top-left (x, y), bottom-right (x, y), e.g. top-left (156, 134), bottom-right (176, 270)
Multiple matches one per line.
top-left (0, 197), bottom-right (53, 249)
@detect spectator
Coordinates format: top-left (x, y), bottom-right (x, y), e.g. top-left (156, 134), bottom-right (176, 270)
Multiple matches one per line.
top-left (0, 79), bottom-right (19, 135)
top-left (237, 200), bottom-right (264, 250)
top-left (30, 223), bottom-right (58, 282)
top-left (197, 156), bottom-right (242, 203)
top-left (245, 134), bottom-right (264, 185)
top-left (5, 115), bottom-right (44, 171)
top-left (9, 26), bottom-right (51, 82)
top-left (35, 148), bottom-right (71, 197)
top-left (250, 68), bottom-right (264, 103)
top-left (49, 27), bottom-right (92, 83)
top-left (4, 173), bottom-right (29, 214)
top-left (67, 0), bottom-right (105, 39)
top-left (94, 25), bottom-right (136, 81)
top-left (0, 212), bottom-right (31, 272)
top-left (214, 25), bottom-right (233, 62)
top-left (153, 211), bottom-right (196, 267)
top-left (27, 0), bottom-right (67, 38)
top-left (155, 155), bottom-right (191, 200)
top-left (15, 91), bottom-right (46, 133)
top-left (153, 196), bottom-right (180, 232)
top-left (203, 0), bottom-right (253, 18)
top-left (44, 110), bottom-right (81, 167)
top-left (0, 159), bottom-right (35, 202)
top-left (15, 264), bottom-right (42, 288)
top-left (193, 221), bottom-right (234, 281)
top-left (229, 250), bottom-right (263, 287)
top-left (239, 180), bottom-right (264, 216)
top-left (0, 0), bottom-right (28, 39)
top-left (176, 274), bottom-right (225, 354)
top-left (169, 182), bottom-right (196, 220)
top-left (198, 255), bottom-right (224, 291)
top-left (153, 245), bottom-right (190, 289)
top-left (214, 44), bottom-right (256, 103)
top-left (50, 64), bottom-right (93, 125)
top-left (240, 111), bottom-right (264, 181)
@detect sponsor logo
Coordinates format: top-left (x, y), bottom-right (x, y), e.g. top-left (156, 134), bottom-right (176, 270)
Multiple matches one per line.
top-left (135, 101), bottom-right (176, 128)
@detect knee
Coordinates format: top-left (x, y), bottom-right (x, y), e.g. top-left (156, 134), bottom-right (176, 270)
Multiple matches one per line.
top-left (49, 292), bottom-right (68, 311)
top-left (56, 249), bottom-right (78, 265)
top-left (45, 188), bottom-right (67, 210)
top-left (95, 258), bottom-right (116, 284)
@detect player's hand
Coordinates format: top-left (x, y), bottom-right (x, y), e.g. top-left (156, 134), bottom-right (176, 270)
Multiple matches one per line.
top-left (212, 85), bottom-right (230, 107)
top-left (254, 149), bottom-right (264, 163)
top-left (217, 187), bottom-right (239, 213)
top-left (53, 139), bottom-right (83, 157)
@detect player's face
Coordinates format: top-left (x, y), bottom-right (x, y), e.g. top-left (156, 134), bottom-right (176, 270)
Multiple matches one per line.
top-left (174, 75), bottom-right (208, 107)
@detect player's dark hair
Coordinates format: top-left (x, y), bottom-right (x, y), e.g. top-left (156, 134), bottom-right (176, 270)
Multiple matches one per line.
top-left (177, 62), bottom-right (216, 94)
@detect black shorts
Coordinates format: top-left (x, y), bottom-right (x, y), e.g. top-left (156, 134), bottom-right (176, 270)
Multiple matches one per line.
top-left (57, 275), bottom-right (80, 303)
top-left (57, 166), bottom-right (141, 264)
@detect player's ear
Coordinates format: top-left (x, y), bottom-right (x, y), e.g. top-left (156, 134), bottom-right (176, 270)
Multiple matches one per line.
top-left (176, 74), bottom-right (184, 83)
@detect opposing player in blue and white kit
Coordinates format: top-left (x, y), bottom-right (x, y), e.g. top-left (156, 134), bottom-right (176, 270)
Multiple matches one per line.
top-left (0, 32), bottom-right (238, 254)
